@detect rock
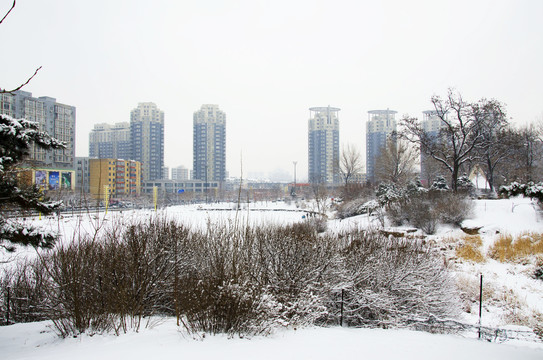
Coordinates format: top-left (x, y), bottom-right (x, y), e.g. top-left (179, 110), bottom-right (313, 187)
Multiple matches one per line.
top-left (461, 226), bottom-right (483, 235)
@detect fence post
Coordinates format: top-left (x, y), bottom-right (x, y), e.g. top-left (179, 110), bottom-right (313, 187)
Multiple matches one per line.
top-left (6, 286), bottom-right (10, 325)
top-left (340, 289), bottom-right (344, 327)
top-left (478, 274), bottom-right (483, 339)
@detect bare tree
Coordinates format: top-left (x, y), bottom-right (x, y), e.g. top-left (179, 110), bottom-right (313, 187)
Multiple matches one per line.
top-left (339, 144), bottom-right (363, 186)
top-left (501, 124), bottom-right (543, 183)
top-left (0, 1), bottom-right (42, 94)
top-left (374, 135), bottom-right (418, 186)
top-left (472, 99), bottom-right (510, 193)
top-left (400, 89), bottom-right (482, 192)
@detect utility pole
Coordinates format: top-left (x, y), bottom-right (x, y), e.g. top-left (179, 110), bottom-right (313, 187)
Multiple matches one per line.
top-left (292, 161), bottom-right (297, 197)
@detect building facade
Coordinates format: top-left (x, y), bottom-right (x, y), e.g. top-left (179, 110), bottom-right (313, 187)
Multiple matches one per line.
top-left (130, 102), bottom-right (164, 181)
top-left (366, 109), bottom-right (397, 183)
top-left (74, 157), bottom-right (91, 194)
top-left (89, 158), bottom-right (142, 199)
top-left (0, 90), bottom-right (76, 170)
top-left (89, 122), bottom-right (131, 159)
top-left (171, 165), bottom-right (190, 180)
top-left (193, 104), bottom-right (226, 183)
top-left (142, 179), bottom-right (219, 195)
top-left (308, 106), bottom-right (340, 184)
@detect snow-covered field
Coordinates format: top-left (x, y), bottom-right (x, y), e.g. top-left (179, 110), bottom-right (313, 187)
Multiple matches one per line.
top-left (2, 197), bottom-right (543, 359)
top-left (2, 318), bottom-right (543, 360)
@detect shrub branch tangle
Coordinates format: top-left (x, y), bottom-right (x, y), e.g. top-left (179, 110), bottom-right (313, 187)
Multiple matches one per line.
top-left (1, 218), bottom-right (458, 335)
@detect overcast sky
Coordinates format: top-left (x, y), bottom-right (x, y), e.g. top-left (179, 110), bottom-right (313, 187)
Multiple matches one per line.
top-left (2, 0), bottom-right (542, 181)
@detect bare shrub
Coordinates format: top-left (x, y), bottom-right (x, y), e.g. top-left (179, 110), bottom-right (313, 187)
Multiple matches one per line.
top-left (399, 191), bottom-right (473, 234)
top-left (435, 192), bottom-right (473, 226)
top-left (336, 230), bottom-right (458, 327)
top-left (44, 217), bottom-right (191, 337)
top-left (1, 218), bottom-right (460, 337)
top-left (178, 222), bottom-right (337, 335)
top-left (402, 197), bottom-right (438, 234)
top-left (0, 260), bottom-right (51, 325)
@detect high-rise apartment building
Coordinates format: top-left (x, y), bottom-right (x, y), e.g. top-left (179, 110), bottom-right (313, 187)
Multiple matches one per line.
top-left (366, 109), bottom-right (397, 184)
top-left (193, 104), bottom-right (226, 183)
top-left (308, 106), bottom-right (340, 184)
top-left (89, 122), bottom-right (131, 159)
top-left (130, 102), bottom-right (164, 181)
top-left (0, 90), bottom-right (76, 170)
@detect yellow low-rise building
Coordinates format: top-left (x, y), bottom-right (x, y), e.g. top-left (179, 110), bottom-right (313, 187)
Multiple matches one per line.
top-left (90, 159), bottom-right (142, 199)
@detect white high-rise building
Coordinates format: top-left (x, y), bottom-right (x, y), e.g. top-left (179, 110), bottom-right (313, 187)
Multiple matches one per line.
top-left (193, 105), bottom-right (226, 183)
top-left (308, 106), bottom-right (340, 184)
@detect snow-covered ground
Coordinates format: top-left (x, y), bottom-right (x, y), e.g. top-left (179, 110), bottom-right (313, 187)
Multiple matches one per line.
top-left (2, 318), bottom-right (543, 360)
top-left (2, 197), bottom-right (543, 359)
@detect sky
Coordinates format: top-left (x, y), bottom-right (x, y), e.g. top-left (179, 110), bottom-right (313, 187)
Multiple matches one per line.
top-left (1, 0), bottom-right (542, 181)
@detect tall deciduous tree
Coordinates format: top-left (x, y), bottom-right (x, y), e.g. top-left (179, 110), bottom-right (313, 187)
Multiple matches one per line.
top-left (472, 98), bottom-right (510, 193)
top-left (339, 144), bottom-right (363, 186)
top-left (400, 90), bottom-right (483, 192)
top-left (374, 135), bottom-right (418, 186)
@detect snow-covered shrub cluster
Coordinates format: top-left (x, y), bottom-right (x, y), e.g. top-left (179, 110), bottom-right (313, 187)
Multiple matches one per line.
top-left (336, 197), bottom-right (379, 219)
top-left (333, 230), bottom-right (458, 326)
top-left (500, 181), bottom-right (543, 203)
top-left (374, 180), bottom-right (473, 234)
top-left (0, 217), bottom-right (459, 336)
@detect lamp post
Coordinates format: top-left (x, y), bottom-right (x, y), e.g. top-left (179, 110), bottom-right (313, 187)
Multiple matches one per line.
top-left (292, 161), bottom-right (297, 197)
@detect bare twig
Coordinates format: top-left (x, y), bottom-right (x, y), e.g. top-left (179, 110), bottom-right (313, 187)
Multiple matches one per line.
top-left (0, 0), bottom-right (16, 25)
top-left (0, 66), bottom-right (42, 94)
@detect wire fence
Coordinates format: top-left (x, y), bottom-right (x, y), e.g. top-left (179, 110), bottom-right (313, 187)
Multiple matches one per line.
top-left (403, 317), bottom-right (542, 344)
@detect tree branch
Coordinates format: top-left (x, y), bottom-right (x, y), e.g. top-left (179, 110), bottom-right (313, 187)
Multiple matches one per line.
top-left (0, 66), bottom-right (42, 94)
top-left (0, 0), bottom-right (15, 25)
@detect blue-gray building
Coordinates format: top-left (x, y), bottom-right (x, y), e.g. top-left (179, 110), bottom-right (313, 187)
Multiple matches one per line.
top-left (366, 109), bottom-right (397, 184)
top-left (130, 102), bottom-right (164, 181)
top-left (89, 122), bottom-right (131, 160)
top-left (308, 106), bottom-right (340, 184)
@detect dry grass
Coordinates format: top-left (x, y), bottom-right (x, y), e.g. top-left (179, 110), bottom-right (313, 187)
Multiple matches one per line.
top-left (488, 232), bottom-right (543, 263)
top-left (455, 235), bottom-right (486, 263)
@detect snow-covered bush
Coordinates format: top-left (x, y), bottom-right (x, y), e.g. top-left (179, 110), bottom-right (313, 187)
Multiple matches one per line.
top-left (336, 230), bottom-right (458, 326)
top-left (500, 181), bottom-right (543, 203)
top-left (336, 198), bottom-right (379, 219)
top-left (456, 175), bottom-right (476, 196)
top-left (1, 218), bottom-right (461, 336)
top-left (430, 176), bottom-right (449, 191)
top-left (376, 179), bottom-right (473, 233)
